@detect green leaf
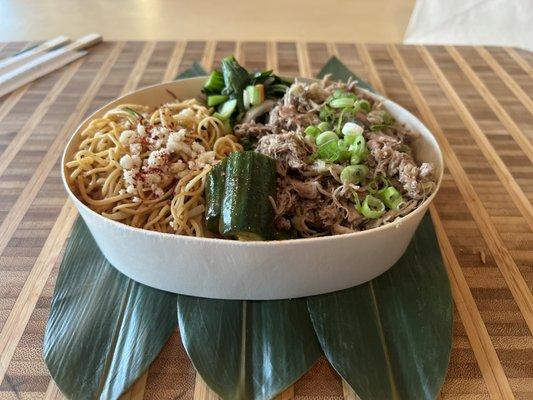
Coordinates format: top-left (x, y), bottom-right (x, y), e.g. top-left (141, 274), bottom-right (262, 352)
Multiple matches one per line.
top-left (175, 61), bottom-right (206, 79)
top-left (317, 56), bottom-right (374, 92)
top-left (177, 296), bottom-right (322, 400)
top-left (43, 218), bottom-right (177, 399)
top-left (307, 214), bottom-right (453, 400)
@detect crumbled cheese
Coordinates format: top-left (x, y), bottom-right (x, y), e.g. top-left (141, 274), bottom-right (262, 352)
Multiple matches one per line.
top-left (130, 143), bottom-right (142, 155)
top-left (120, 154), bottom-right (134, 169)
top-left (119, 130), bottom-right (136, 145)
top-left (147, 149), bottom-right (169, 167)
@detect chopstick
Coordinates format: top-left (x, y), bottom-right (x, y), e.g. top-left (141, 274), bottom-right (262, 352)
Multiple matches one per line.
top-left (0, 35), bottom-right (71, 74)
top-left (0, 33), bottom-right (102, 98)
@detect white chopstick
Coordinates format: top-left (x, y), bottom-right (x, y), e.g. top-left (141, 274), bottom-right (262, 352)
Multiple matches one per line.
top-left (0, 35), bottom-right (70, 74)
top-left (0, 33), bottom-right (102, 98)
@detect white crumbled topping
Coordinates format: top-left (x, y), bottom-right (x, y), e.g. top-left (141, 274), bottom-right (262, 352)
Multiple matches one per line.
top-left (120, 154), bottom-right (134, 169)
top-left (147, 149), bottom-right (169, 167)
top-left (119, 130), bottom-right (136, 145)
top-left (118, 115), bottom-right (217, 199)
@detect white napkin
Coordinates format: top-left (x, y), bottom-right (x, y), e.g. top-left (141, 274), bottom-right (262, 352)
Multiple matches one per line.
top-left (404, 0), bottom-right (533, 51)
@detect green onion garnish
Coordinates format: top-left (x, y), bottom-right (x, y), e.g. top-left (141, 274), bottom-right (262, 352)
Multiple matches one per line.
top-left (378, 186), bottom-right (404, 210)
top-left (207, 95), bottom-right (228, 107)
top-left (368, 176), bottom-right (389, 194)
top-left (329, 98), bottom-right (355, 109)
top-left (203, 70), bottom-right (225, 93)
top-left (213, 99), bottom-right (237, 121)
top-left (315, 131), bottom-right (338, 147)
top-left (317, 121), bottom-right (331, 132)
top-left (356, 99), bottom-right (371, 113)
top-left (340, 165), bottom-right (369, 185)
top-left (360, 195), bottom-right (385, 219)
top-left (349, 134), bottom-right (367, 164)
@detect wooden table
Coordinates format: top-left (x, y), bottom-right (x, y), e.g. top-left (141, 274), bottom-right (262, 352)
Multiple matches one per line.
top-left (0, 41), bottom-right (531, 400)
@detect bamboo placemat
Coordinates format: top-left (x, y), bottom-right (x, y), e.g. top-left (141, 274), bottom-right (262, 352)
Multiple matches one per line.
top-left (0, 40), bottom-right (531, 400)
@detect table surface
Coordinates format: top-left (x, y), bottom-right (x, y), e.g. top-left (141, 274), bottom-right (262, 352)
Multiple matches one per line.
top-left (0, 41), bottom-right (531, 400)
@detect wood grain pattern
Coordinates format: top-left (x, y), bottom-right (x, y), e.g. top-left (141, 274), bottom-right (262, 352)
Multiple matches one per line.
top-left (0, 41), bottom-right (531, 400)
top-left (358, 44), bottom-right (513, 400)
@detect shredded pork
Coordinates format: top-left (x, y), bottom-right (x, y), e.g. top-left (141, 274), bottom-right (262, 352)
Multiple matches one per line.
top-left (234, 76), bottom-right (437, 237)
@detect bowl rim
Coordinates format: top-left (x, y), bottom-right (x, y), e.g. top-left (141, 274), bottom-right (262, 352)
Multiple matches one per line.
top-left (62, 76), bottom-right (444, 247)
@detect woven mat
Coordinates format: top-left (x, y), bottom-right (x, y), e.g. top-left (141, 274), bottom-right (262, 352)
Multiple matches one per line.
top-left (0, 41), bottom-right (531, 400)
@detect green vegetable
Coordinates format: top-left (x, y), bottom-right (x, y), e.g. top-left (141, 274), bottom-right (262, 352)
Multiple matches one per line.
top-left (356, 99), bottom-right (371, 112)
top-left (340, 165), bottom-right (369, 185)
top-left (356, 194), bottom-right (385, 219)
top-left (305, 125), bottom-right (321, 137)
top-left (221, 56), bottom-right (250, 112)
top-left (349, 134), bottom-right (367, 164)
top-left (204, 159), bottom-right (228, 233)
top-left (213, 99), bottom-right (237, 120)
top-left (219, 151), bottom-right (277, 240)
top-left (316, 130), bottom-right (338, 146)
top-left (317, 121), bottom-right (331, 132)
top-left (378, 186), bottom-right (404, 210)
top-left (203, 70), bottom-right (225, 93)
top-left (337, 139), bottom-right (352, 162)
top-left (317, 140), bottom-right (341, 163)
top-left (330, 98), bottom-right (355, 109)
top-left (246, 84), bottom-right (265, 106)
top-left (331, 90), bottom-right (357, 100)
top-left (207, 95), bottom-right (228, 107)
top-left (368, 176), bottom-right (389, 194)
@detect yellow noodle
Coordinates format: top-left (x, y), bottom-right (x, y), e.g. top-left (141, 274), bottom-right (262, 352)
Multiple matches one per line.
top-left (66, 99), bottom-right (241, 235)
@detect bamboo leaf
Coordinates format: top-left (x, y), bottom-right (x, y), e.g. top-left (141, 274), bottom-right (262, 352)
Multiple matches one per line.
top-left (307, 214), bottom-right (453, 399)
top-left (44, 218), bottom-right (177, 399)
top-left (317, 56), bottom-right (374, 92)
top-left (177, 296), bottom-right (322, 400)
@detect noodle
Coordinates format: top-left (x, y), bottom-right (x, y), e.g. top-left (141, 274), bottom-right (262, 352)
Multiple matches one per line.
top-left (66, 99), bottom-right (242, 236)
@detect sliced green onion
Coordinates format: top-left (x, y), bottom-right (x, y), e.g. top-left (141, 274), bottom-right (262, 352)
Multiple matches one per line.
top-left (332, 90), bottom-right (357, 100)
top-left (348, 134), bottom-right (367, 164)
top-left (214, 99), bottom-right (237, 120)
top-left (317, 121), bottom-right (331, 132)
top-left (337, 139), bottom-right (352, 162)
top-left (329, 98), bottom-right (355, 109)
top-left (317, 139), bottom-right (340, 162)
top-left (340, 165), bottom-right (369, 185)
top-left (378, 186), bottom-right (405, 210)
top-left (356, 99), bottom-right (371, 113)
top-left (368, 176), bottom-right (390, 194)
top-left (316, 130), bottom-right (338, 147)
top-left (246, 84), bottom-right (265, 106)
top-left (361, 195), bottom-right (385, 219)
top-left (342, 122), bottom-right (364, 137)
top-left (207, 95), bottom-right (228, 107)
top-left (305, 125), bottom-right (321, 137)
top-left (203, 70), bottom-right (225, 93)
top-left (319, 105), bottom-right (335, 123)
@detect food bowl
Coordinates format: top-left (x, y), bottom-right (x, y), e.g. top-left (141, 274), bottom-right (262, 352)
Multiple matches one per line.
top-left (62, 77), bottom-right (443, 300)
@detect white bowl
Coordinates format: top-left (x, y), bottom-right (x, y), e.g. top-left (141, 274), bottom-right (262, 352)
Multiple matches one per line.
top-left (62, 77), bottom-right (443, 300)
